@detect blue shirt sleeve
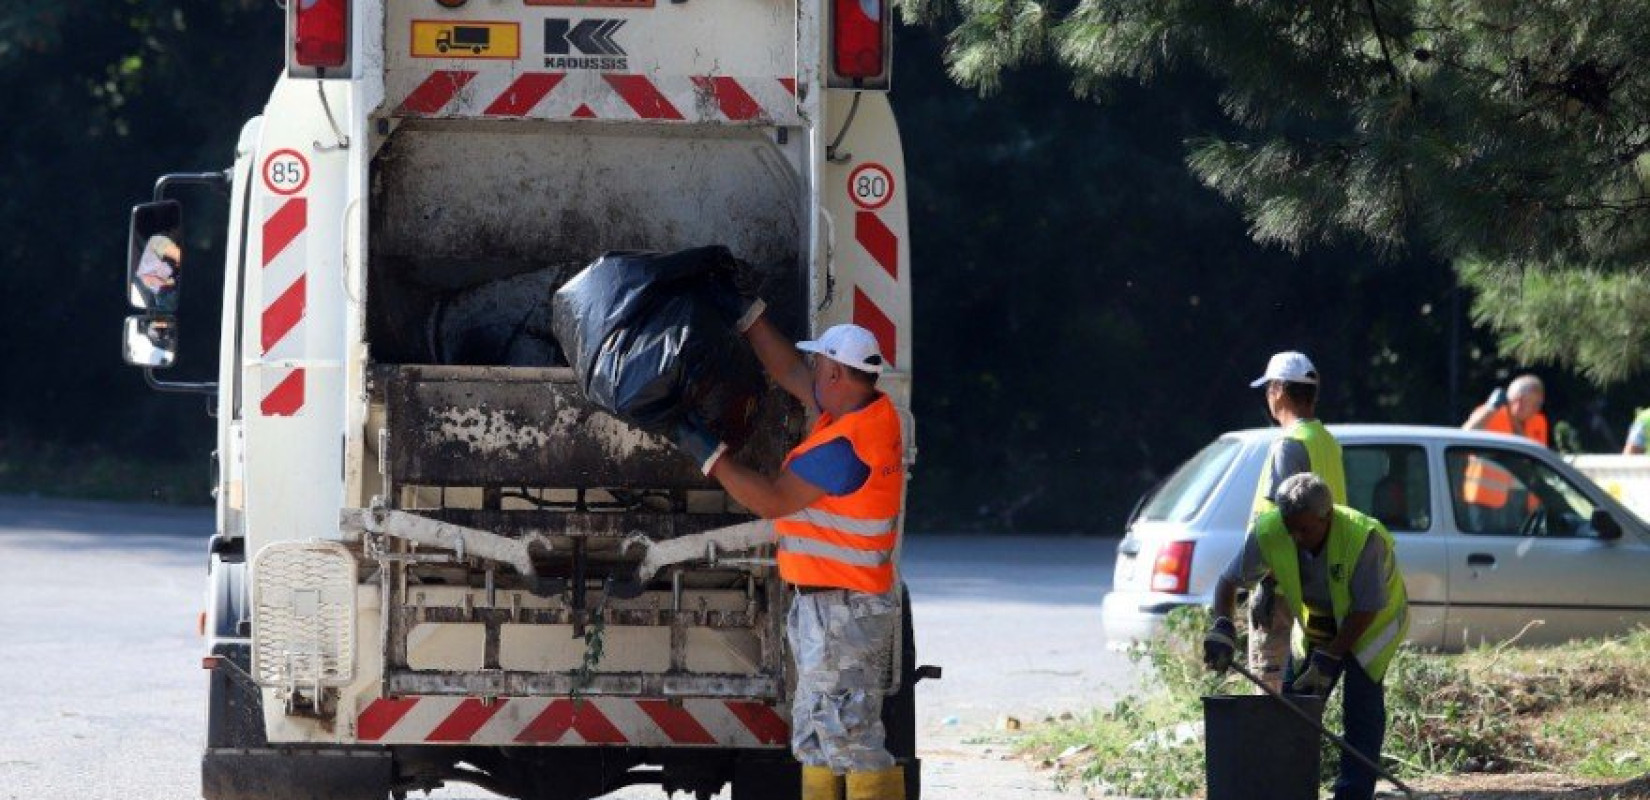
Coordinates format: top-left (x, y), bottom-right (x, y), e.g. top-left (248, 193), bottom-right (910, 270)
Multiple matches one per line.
top-left (788, 437), bottom-right (871, 497)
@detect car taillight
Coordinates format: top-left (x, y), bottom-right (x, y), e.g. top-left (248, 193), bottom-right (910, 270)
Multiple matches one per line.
top-left (1150, 541), bottom-right (1195, 594)
top-left (293, 0), bottom-right (350, 70)
top-left (830, 0), bottom-right (890, 88)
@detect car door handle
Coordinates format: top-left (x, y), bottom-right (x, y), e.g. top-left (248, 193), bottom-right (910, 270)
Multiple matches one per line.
top-left (1466, 553), bottom-right (1496, 568)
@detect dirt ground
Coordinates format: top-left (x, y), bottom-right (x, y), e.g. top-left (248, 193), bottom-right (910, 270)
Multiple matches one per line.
top-left (1391, 773), bottom-right (1650, 800)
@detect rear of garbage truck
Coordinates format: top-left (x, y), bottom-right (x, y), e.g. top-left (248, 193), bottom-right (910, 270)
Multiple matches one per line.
top-left (117, 0), bottom-right (922, 797)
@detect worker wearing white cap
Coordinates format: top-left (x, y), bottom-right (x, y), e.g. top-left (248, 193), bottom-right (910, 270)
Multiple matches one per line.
top-left (1206, 351), bottom-right (1348, 692)
top-left (673, 304), bottom-right (908, 800)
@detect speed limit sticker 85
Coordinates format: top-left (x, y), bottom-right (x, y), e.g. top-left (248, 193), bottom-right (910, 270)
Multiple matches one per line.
top-left (263, 149), bottom-right (311, 196)
top-left (848, 163), bottom-right (894, 211)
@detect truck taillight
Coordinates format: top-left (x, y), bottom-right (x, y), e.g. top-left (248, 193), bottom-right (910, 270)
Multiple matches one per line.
top-left (292, 0), bottom-right (350, 71)
top-left (1150, 542), bottom-right (1195, 594)
top-left (829, 0), bottom-right (890, 89)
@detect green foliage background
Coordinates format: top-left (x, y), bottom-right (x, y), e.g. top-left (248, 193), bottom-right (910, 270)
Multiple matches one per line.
top-left (0, 4), bottom-right (1643, 527)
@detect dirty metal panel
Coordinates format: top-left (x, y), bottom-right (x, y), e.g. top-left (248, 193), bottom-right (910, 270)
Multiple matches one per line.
top-left (381, 365), bottom-right (796, 489)
top-left (382, 0), bottom-right (802, 124)
top-left (423, 510), bottom-right (754, 540)
top-left (386, 670), bottom-right (781, 699)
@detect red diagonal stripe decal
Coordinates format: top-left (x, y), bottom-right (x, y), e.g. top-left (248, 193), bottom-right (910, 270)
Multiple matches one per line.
top-left (516, 701), bottom-right (628, 744)
top-left (855, 211), bottom-right (898, 279)
top-left (636, 700), bottom-right (717, 745)
top-left (484, 73), bottom-right (565, 117)
top-left (779, 78), bottom-right (797, 96)
top-left (571, 103), bottom-right (598, 119)
top-left (262, 198), bottom-right (307, 267)
top-left (604, 75), bottom-right (683, 120)
top-left (357, 697), bottom-right (418, 741)
top-left (427, 698), bottom-right (508, 742)
top-left (261, 274), bottom-right (306, 354)
top-left (516, 701), bottom-right (575, 743)
top-left (691, 76), bottom-right (762, 121)
top-left (724, 701), bottom-right (789, 745)
top-left (853, 288), bottom-right (897, 369)
top-left (260, 369), bottom-right (306, 417)
top-left (398, 70), bottom-right (477, 115)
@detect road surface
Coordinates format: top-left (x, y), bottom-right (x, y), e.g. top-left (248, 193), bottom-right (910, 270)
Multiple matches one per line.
top-left (0, 497), bottom-right (1133, 800)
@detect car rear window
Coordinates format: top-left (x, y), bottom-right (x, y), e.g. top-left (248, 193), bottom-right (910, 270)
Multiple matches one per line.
top-left (1140, 438), bottom-right (1243, 523)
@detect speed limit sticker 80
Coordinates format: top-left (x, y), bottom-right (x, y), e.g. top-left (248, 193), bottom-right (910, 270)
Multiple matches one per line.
top-left (848, 163), bottom-right (894, 211)
top-left (263, 149), bottom-right (311, 196)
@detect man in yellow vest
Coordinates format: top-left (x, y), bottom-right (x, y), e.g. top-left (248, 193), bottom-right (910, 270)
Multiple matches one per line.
top-left (1624, 406), bottom-right (1650, 454)
top-left (1204, 474), bottom-right (1409, 800)
top-left (1247, 351), bottom-right (1347, 692)
top-left (1460, 375), bottom-right (1548, 530)
top-left (672, 308), bottom-right (907, 800)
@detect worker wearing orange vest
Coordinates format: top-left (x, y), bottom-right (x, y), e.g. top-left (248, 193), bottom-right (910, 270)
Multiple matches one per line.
top-left (1460, 375), bottom-right (1548, 526)
top-left (673, 306), bottom-right (907, 800)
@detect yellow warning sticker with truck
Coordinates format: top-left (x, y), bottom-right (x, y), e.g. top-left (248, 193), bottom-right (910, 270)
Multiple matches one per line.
top-left (410, 20), bottom-right (520, 60)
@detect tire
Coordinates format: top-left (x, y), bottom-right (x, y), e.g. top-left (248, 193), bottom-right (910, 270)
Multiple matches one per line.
top-left (732, 753), bottom-right (801, 800)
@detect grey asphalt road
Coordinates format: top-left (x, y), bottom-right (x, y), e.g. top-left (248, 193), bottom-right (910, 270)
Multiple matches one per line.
top-left (0, 497), bottom-right (1133, 800)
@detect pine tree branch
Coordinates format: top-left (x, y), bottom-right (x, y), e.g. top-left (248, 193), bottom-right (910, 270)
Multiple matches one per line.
top-left (1363, 0), bottom-right (1402, 85)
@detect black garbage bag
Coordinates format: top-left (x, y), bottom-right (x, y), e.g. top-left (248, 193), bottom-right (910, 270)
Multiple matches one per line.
top-left (551, 246), bottom-right (766, 451)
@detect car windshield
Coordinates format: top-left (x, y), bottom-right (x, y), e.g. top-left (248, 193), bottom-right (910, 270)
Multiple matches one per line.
top-left (1139, 437), bottom-right (1243, 523)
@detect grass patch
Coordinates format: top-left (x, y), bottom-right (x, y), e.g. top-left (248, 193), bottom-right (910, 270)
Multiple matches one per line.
top-left (1023, 607), bottom-right (1650, 797)
top-left (0, 439), bottom-right (208, 505)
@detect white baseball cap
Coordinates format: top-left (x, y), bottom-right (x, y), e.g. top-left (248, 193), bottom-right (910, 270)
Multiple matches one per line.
top-left (1249, 351), bottom-right (1318, 388)
top-left (797, 324), bottom-right (886, 374)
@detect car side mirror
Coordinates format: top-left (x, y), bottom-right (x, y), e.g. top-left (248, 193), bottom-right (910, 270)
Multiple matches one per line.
top-left (1591, 509), bottom-right (1623, 541)
top-left (128, 200), bottom-right (184, 313)
top-left (123, 315), bottom-right (177, 369)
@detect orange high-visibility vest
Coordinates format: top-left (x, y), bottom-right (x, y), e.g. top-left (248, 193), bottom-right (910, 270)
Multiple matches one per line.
top-left (774, 394), bottom-right (904, 593)
top-left (1463, 407), bottom-right (1549, 509)
top-left (1482, 406), bottom-right (1549, 447)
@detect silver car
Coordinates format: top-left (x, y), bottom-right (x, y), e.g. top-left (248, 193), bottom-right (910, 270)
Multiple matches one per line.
top-left (1100, 424), bottom-right (1650, 651)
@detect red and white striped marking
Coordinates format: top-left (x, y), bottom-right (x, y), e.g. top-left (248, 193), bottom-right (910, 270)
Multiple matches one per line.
top-left (259, 196), bottom-right (308, 416)
top-left (851, 208), bottom-right (901, 368)
top-left (394, 71), bottom-right (800, 124)
top-left (356, 696), bottom-right (790, 747)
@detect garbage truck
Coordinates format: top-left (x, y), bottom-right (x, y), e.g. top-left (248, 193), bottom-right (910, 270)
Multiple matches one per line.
top-left (117, 1), bottom-right (928, 797)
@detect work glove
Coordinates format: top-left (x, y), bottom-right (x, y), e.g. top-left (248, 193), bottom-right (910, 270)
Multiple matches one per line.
top-left (1289, 650), bottom-right (1343, 696)
top-left (672, 419), bottom-right (729, 476)
top-left (1486, 387), bottom-right (1508, 410)
top-left (1202, 616), bottom-right (1238, 673)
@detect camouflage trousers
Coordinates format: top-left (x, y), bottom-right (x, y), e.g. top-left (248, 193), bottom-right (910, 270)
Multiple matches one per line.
top-left (786, 588), bottom-right (899, 773)
top-left (1248, 579), bottom-right (1293, 694)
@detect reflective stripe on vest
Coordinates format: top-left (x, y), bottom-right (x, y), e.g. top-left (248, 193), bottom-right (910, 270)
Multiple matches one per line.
top-left (1253, 419), bottom-right (1347, 517)
top-left (1462, 457), bottom-right (1515, 508)
top-left (774, 394), bottom-right (904, 593)
top-left (1254, 505), bottom-right (1409, 682)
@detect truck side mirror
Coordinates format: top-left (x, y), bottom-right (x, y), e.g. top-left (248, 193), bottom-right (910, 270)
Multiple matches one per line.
top-left (123, 315), bottom-right (178, 369)
top-left (1591, 509), bottom-right (1623, 541)
top-left (128, 200), bottom-right (184, 313)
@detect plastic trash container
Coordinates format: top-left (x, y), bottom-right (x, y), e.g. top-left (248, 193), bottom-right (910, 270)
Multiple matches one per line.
top-left (1203, 693), bottom-right (1324, 800)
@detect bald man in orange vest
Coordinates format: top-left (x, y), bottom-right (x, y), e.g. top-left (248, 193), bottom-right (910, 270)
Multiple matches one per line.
top-left (672, 305), bottom-right (908, 800)
top-left (1460, 374), bottom-right (1548, 530)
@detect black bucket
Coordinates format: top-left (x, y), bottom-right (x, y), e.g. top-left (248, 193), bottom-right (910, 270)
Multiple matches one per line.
top-left (1203, 693), bottom-right (1325, 800)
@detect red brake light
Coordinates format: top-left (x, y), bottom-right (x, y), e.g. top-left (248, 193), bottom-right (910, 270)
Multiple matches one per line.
top-left (832, 0), bottom-right (887, 83)
top-left (1150, 542), bottom-right (1195, 594)
top-left (293, 0), bottom-right (350, 70)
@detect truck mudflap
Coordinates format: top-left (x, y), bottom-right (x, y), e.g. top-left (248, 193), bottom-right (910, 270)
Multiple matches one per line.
top-left (355, 696), bottom-right (789, 748)
top-left (202, 747), bottom-right (392, 800)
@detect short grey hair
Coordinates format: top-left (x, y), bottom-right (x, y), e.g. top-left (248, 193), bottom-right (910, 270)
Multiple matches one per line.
top-left (1509, 374), bottom-right (1545, 399)
top-left (1275, 473), bottom-right (1333, 518)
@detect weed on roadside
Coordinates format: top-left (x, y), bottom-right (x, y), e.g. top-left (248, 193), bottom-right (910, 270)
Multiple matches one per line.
top-left (1022, 611), bottom-right (1650, 797)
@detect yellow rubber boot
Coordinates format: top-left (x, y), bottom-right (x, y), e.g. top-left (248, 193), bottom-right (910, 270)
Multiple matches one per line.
top-left (801, 765), bottom-right (844, 800)
top-left (845, 766), bottom-right (905, 800)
